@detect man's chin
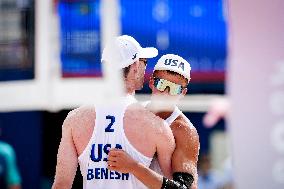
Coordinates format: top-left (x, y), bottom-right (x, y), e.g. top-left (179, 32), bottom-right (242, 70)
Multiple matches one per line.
top-left (150, 95), bottom-right (177, 111)
top-left (137, 81), bottom-right (144, 90)
top-left (137, 84), bottom-right (143, 90)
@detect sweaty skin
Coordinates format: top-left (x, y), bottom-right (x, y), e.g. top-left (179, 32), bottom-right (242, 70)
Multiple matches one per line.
top-left (168, 116), bottom-right (199, 189)
top-left (108, 115), bottom-right (199, 189)
top-left (108, 70), bottom-right (200, 189)
top-left (52, 104), bottom-right (175, 189)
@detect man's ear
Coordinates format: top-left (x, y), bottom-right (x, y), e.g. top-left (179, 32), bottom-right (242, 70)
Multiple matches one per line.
top-left (182, 87), bottom-right (188, 95)
top-left (128, 61), bottom-right (137, 76)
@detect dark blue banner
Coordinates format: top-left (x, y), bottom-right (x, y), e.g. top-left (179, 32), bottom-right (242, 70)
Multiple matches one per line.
top-left (121, 0), bottom-right (227, 83)
top-left (58, 0), bottom-right (102, 77)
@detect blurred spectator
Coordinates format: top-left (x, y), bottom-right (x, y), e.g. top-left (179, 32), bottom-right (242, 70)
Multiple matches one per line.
top-left (220, 157), bottom-right (234, 189)
top-left (0, 128), bottom-right (22, 189)
top-left (202, 98), bottom-right (234, 189)
top-left (203, 98), bottom-right (230, 128)
top-left (198, 153), bottom-right (222, 189)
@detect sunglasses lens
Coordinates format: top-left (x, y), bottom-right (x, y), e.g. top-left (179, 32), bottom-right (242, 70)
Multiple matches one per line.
top-left (154, 78), bottom-right (165, 91)
top-left (169, 85), bottom-right (183, 95)
top-left (154, 78), bottom-right (183, 95)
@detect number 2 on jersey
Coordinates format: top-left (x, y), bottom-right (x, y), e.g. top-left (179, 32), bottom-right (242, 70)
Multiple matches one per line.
top-left (105, 115), bottom-right (115, 132)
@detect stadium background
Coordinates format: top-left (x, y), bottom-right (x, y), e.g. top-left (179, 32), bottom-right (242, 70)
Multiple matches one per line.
top-left (0, 0), bottom-right (283, 189)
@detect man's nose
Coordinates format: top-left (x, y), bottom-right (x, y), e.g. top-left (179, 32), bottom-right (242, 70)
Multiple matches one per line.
top-left (162, 87), bottom-right (170, 94)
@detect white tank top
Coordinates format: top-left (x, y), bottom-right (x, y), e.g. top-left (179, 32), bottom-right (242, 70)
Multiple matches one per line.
top-left (78, 99), bottom-right (152, 189)
top-left (142, 101), bottom-right (195, 176)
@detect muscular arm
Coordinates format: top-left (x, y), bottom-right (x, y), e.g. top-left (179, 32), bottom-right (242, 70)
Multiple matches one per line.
top-left (156, 121), bottom-right (175, 179)
top-left (132, 121), bottom-right (175, 188)
top-left (107, 120), bottom-right (199, 189)
top-left (133, 121), bottom-right (176, 188)
top-left (170, 120), bottom-right (200, 189)
top-left (52, 114), bottom-right (79, 189)
top-left (108, 149), bottom-right (164, 189)
top-left (107, 121), bottom-right (175, 189)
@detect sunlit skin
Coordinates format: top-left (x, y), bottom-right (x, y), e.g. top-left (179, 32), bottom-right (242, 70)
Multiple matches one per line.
top-left (108, 69), bottom-right (200, 189)
top-left (125, 58), bottom-right (147, 93)
top-left (52, 57), bottom-right (175, 189)
top-left (137, 58), bottom-right (148, 90)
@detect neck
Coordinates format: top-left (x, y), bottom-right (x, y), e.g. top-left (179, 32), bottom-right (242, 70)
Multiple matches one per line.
top-left (147, 102), bottom-right (175, 120)
top-left (126, 87), bottom-right (135, 95)
top-left (155, 111), bottom-right (174, 120)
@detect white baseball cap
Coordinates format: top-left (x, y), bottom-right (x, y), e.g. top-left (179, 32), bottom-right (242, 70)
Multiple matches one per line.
top-left (102, 35), bottom-right (158, 69)
top-left (154, 54), bottom-right (191, 81)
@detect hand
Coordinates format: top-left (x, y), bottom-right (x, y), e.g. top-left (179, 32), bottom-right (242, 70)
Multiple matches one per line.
top-left (107, 148), bottom-right (138, 173)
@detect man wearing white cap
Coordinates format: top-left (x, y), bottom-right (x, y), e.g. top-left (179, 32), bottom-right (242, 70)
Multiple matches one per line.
top-left (102, 35), bottom-right (158, 103)
top-left (108, 54), bottom-right (200, 189)
top-left (52, 37), bottom-right (175, 189)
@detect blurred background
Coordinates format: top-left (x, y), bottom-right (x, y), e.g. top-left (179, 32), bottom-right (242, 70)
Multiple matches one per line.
top-left (0, 0), bottom-right (283, 189)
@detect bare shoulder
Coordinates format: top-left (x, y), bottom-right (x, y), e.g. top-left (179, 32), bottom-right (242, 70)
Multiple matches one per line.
top-left (127, 103), bottom-right (162, 124)
top-left (63, 105), bottom-right (96, 130)
top-left (127, 103), bottom-right (172, 136)
top-left (171, 116), bottom-right (199, 181)
top-left (171, 116), bottom-right (199, 150)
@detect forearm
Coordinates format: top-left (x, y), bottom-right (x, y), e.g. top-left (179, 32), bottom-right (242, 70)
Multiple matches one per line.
top-left (52, 179), bottom-right (73, 189)
top-left (131, 164), bottom-right (194, 189)
top-left (191, 171), bottom-right (198, 189)
top-left (161, 172), bottom-right (194, 189)
top-left (52, 166), bottom-right (77, 189)
top-left (131, 162), bottom-right (163, 189)
top-left (52, 119), bottom-right (78, 189)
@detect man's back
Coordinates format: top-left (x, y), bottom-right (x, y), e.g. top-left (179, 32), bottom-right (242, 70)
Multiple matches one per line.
top-left (52, 101), bottom-right (175, 189)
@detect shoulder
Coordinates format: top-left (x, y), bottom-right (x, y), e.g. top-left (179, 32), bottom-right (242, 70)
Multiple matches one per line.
top-left (127, 103), bottom-right (163, 125)
top-left (63, 106), bottom-right (96, 130)
top-left (127, 104), bottom-right (172, 136)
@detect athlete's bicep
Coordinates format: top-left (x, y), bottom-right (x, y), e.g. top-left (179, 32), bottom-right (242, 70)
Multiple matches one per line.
top-left (52, 117), bottom-right (78, 189)
top-left (156, 122), bottom-right (175, 179)
top-left (171, 123), bottom-right (200, 189)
